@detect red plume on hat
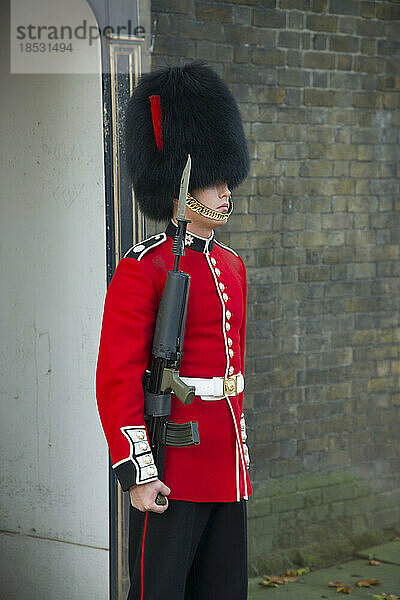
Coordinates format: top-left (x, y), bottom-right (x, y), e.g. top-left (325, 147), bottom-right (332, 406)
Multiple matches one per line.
top-left (124, 60), bottom-right (250, 222)
top-left (149, 95), bottom-right (163, 151)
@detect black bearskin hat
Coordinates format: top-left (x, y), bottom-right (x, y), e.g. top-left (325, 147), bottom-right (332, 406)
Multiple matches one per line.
top-left (124, 60), bottom-right (250, 222)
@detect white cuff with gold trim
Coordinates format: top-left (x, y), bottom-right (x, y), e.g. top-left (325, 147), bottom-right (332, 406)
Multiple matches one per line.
top-left (112, 426), bottom-right (158, 491)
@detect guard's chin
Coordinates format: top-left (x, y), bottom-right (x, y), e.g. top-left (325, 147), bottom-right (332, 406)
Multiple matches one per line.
top-left (210, 216), bottom-right (228, 227)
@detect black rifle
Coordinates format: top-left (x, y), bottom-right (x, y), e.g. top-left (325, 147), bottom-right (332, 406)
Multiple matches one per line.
top-left (143, 155), bottom-right (199, 505)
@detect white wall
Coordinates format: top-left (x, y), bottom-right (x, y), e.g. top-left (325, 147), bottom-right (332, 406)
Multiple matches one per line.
top-left (0, 3), bottom-right (109, 599)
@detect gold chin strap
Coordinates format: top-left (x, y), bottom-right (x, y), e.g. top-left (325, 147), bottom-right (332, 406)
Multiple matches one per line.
top-left (186, 193), bottom-right (234, 221)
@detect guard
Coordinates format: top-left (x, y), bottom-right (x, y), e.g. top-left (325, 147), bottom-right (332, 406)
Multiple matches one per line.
top-left (96, 60), bottom-right (252, 599)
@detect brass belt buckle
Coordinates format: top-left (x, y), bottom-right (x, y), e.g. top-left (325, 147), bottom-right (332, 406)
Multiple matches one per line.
top-left (224, 374), bottom-right (238, 396)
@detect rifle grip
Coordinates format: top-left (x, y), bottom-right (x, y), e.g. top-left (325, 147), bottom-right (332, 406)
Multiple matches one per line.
top-left (155, 492), bottom-right (167, 506)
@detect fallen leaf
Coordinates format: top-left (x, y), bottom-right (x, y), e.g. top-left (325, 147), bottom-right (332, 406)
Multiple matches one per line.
top-left (330, 581), bottom-right (345, 588)
top-left (329, 581), bottom-right (352, 594)
top-left (282, 569), bottom-right (299, 581)
top-left (259, 579), bottom-right (279, 588)
top-left (336, 585), bottom-right (352, 593)
top-left (259, 575), bottom-right (288, 587)
top-left (356, 578), bottom-right (380, 587)
top-left (259, 569), bottom-right (302, 587)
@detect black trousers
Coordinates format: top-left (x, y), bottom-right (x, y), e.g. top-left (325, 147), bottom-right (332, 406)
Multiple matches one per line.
top-left (127, 499), bottom-right (248, 600)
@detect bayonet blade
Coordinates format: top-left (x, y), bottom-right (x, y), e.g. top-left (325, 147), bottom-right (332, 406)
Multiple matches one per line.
top-left (177, 154), bottom-right (191, 221)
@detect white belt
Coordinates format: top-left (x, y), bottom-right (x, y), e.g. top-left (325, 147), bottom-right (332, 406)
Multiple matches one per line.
top-left (180, 372), bottom-right (244, 401)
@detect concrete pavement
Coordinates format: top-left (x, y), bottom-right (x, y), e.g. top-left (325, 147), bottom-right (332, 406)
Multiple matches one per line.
top-left (249, 539), bottom-right (400, 599)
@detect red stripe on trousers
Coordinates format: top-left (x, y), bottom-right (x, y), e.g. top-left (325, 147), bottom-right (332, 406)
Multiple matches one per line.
top-left (140, 511), bottom-right (149, 600)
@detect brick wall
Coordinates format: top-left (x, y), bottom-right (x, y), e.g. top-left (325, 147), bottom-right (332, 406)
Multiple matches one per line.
top-left (149, 0), bottom-right (400, 574)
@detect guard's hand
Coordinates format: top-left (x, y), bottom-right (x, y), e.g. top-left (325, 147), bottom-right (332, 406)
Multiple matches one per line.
top-left (129, 478), bottom-right (171, 514)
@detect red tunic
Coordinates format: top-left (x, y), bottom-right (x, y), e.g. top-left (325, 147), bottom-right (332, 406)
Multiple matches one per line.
top-left (96, 220), bottom-right (252, 502)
